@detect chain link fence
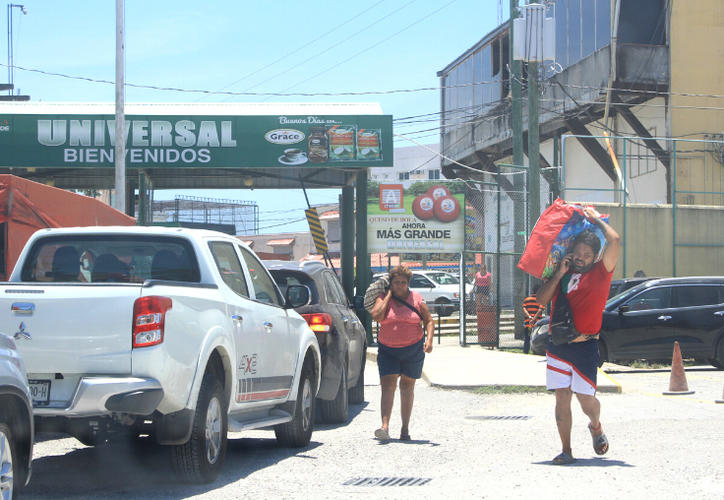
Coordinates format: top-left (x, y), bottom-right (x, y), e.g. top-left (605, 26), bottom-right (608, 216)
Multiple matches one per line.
top-left (462, 165), bottom-right (552, 348)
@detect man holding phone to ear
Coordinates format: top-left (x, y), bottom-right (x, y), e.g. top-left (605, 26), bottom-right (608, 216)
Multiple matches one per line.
top-left (535, 207), bottom-right (620, 465)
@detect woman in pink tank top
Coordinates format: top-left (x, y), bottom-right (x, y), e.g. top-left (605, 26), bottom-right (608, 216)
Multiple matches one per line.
top-left (370, 265), bottom-right (434, 442)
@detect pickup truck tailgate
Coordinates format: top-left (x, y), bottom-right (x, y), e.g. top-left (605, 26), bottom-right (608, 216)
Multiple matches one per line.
top-left (1, 285), bottom-right (142, 375)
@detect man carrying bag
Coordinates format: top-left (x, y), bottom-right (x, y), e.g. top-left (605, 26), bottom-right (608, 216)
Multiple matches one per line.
top-left (535, 206), bottom-right (620, 465)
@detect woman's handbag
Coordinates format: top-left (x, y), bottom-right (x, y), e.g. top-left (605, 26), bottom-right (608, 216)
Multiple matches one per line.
top-left (549, 275), bottom-right (581, 345)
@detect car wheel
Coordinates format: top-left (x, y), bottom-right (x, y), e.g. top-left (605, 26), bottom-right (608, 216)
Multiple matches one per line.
top-left (275, 362), bottom-right (315, 448)
top-left (320, 363), bottom-right (348, 424)
top-left (435, 298), bottom-right (453, 317)
top-left (348, 355), bottom-right (365, 405)
top-left (597, 340), bottom-right (608, 368)
top-left (0, 421), bottom-right (19, 500)
top-left (171, 373), bottom-right (227, 484)
top-left (706, 358), bottom-right (723, 370)
top-left (717, 339), bottom-right (724, 369)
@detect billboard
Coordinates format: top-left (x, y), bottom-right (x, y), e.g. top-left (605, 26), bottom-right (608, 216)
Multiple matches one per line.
top-left (0, 113), bottom-right (393, 169)
top-left (367, 181), bottom-right (465, 254)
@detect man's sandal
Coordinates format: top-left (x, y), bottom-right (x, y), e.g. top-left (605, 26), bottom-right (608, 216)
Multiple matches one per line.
top-left (551, 452), bottom-right (576, 465)
top-left (588, 422), bottom-right (609, 455)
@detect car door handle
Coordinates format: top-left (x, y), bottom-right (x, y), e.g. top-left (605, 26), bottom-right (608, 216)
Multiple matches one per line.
top-left (231, 314), bottom-right (243, 323)
top-left (715, 311), bottom-right (724, 316)
top-left (658, 316), bottom-right (672, 321)
top-left (263, 321), bottom-right (273, 330)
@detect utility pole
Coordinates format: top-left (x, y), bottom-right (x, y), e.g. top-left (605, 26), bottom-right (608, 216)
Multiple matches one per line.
top-left (527, 1), bottom-right (541, 234)
top-left (115, 0), bottom-right (126, 214)
top-left (510, 0), bottom-right (527, 340)
top-left (528, 63), bottom-right (541, 233)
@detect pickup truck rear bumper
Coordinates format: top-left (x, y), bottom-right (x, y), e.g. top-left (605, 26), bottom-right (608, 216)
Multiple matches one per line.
top-left (34, 377), bottom-right (164, 417)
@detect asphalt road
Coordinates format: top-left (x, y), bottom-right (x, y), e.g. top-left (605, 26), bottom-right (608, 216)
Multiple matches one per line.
top-left (21, 362), bottom-right (724, 500)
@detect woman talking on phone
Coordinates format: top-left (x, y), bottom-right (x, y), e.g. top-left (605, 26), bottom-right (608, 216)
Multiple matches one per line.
top-left (370, 265), bottom-right (435, 442)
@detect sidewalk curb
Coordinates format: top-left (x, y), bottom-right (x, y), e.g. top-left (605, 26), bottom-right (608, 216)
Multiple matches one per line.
top-left (366, 347), bottom-right (622, 393)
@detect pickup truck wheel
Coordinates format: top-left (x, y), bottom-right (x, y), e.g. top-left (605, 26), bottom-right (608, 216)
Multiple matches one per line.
top-left (348, 356), bottom-right (365, 405)
top-left (275, 363), bottom-right (315, 447)
top-left (171, 374), bottom-right (227, 484)
top-left (320, 363), bottom-right (348, 423)
top-left (0, 422), bottom-right (19, 500)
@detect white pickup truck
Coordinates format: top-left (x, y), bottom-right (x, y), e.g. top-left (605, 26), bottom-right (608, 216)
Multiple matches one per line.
top-left (0, 226), bottom-right (321, 484)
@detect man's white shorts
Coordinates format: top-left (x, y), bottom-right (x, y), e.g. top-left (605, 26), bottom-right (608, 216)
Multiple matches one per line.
top-left (546, 352), bottom-right (596, 396)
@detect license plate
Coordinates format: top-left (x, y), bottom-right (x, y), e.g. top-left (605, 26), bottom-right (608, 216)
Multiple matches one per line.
top-left (28, 379), bottom-right (51, 406)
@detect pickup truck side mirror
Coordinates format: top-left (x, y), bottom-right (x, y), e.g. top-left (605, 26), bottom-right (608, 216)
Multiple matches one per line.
top-left (285, 284), bottom-right (311, 308)
top-left (618, 304), bottom-right (630, 314)
top-left (354, 295), bottom-right (365, 311)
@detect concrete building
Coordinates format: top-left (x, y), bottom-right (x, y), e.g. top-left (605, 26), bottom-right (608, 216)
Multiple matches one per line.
top-left (437, 0), bottom-right (724, 207)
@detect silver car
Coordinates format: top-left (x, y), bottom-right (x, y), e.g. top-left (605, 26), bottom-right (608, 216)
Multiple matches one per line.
top-left (0, 332), bottom-right (33, 500)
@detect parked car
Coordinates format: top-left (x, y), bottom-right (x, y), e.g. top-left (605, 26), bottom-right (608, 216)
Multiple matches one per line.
top-left (0, 333), bottom-right (34, 499)
top-left (531, 277), bottom-right (724, 368)
top-left (609, 276), bottom-right (657, 299)
top-left (372, 270), bottom-right (472, 316)
top-left (267, 261), bottom-right (367, 423)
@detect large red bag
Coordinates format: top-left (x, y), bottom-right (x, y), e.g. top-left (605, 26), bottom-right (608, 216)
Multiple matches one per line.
top-left (517, 198), bottom-right (608, 279)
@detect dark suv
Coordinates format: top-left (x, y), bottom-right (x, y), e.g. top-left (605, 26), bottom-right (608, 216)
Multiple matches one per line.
top-left (599, 276), bottom-right (724, 367)
top-left (266, 261), bottom-right (367, 423)
top-left (531, 276), bottom-right (724, 368)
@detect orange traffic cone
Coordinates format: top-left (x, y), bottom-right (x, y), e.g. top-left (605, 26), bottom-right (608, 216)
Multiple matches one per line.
top-left (662, 341), bottom-right (694, 395)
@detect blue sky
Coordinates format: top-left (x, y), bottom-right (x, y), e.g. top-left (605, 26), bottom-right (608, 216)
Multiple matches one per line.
top-left (5, 0), bottom-right (502, 233)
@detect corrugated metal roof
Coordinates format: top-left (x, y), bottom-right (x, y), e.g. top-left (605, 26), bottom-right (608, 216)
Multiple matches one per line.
top-left (319, 210), bottom-right (339, 220)
top-left (267, 238), bottom-right (295, 246)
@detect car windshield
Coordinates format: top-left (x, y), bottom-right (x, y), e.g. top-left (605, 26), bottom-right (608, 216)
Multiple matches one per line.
top-left (427, 273), bottom-right (459, 285)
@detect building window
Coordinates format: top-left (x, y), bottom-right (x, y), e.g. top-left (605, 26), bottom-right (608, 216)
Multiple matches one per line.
top-left (428, 169), bottom-right (440, 180)
top-left (398, 172), bottom-right (410, 180)
top-left (626, 130), bottom-right (658, 179)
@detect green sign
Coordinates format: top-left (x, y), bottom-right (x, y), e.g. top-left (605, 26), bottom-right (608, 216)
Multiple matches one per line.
top-left (0, 113), bottom-right (393, 169)
top-left (367, 181), bottom-right (466, 254)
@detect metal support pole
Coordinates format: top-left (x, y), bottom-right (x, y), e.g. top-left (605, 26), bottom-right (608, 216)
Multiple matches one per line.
top-left (355, 173), bottom-right (372, 344)
top-left (114, 0), bottom-right (126, 214)
top-left (340, 187), bottom-right (355, 302)
top-left (510, 0), bottom-right (527, 344)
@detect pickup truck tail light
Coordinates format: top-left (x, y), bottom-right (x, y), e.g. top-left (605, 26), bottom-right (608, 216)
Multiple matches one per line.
top-left (133, 296), bottom-right (173, 348)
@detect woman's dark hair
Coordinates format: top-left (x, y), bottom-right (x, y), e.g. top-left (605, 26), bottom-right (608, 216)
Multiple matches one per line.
top-left (572, 231), bottom-right (601, 256)
top-left (388, 265), bottom-right (412, 283)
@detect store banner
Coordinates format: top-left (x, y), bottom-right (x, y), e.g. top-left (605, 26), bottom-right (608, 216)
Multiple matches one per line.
top-left (367, 181), bottom-right (465, 254)
top-left (0, 114), bottom-right (392, 169)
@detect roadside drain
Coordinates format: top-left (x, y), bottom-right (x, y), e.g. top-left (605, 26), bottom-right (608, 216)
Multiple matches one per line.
top-left (343, 477), bottom-right (432, 487)
top-left (465, 415), bottom-right (532, 421)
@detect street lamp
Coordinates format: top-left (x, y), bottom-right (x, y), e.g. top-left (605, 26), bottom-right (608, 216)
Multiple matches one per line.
top-left (7, 3), bottom-right (27, 95)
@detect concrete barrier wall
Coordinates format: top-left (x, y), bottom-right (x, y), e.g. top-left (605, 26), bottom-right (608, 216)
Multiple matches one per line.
top-left (593, 202), bottom-right (724, 279)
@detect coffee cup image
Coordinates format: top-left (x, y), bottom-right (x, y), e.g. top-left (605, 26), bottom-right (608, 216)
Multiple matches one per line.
top-left (284, 148), bottom-right (304, 161)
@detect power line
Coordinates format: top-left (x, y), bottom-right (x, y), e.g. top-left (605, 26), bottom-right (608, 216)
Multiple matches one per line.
top-left (245, 0), bottom-right (421, 100)
top-left (197, 0), bottom-right (390, 102)
top-left (264, 0), bottom-right (460, 99)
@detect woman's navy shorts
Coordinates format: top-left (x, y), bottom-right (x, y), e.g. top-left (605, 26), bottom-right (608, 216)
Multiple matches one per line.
top-left (377, 338), bottom-right (425, 379)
